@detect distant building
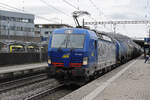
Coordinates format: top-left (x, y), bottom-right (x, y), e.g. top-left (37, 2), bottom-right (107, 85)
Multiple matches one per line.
top-left (0, 10), bottom-right (39, 42)
top-left (35, 24), bottom-right (72, 41)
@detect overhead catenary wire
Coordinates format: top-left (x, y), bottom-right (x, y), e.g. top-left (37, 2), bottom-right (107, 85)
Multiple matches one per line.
top-left (0, 5), bottom-right (17, 11)
top-left (39, 0), bottom-right (71, 17)
top-left (62, 0), bottom-right (79, 10)
top-left (22, 0), bottom-right (25, 12)
top-left (0, 2), bottom-right (24, 12)
top-left (86, 0), bottom-right (114, 31)
top-left (35, 16), bottom-right (59, 23)
top-left (0, 2), bottom-right (59, 23)
top-left (88, 0), bottom-right (109, 20)
top-left (77, 0), bottom-right (79, 10)
top-left (88, 0), bottom-right (101, 14)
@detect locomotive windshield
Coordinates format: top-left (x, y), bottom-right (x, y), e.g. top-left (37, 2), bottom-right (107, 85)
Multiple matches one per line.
top-left (51, 34), bottom-right (84, 48)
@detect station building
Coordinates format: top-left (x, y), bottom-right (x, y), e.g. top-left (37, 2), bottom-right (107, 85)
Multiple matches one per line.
top-left (0, 10), bottom-right (39, 42)
top-left (35, 24), bottom-right (72, 41)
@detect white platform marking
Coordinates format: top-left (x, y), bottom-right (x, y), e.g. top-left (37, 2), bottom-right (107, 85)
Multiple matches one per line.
top-left (82, 59), bottom-right (137, 100)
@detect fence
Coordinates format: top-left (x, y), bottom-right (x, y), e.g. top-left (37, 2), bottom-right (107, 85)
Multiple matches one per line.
top-left (0, 52), bottom-right (47, 66)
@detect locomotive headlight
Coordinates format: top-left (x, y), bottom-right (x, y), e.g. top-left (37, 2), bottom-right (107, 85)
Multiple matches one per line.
top-left (83, 57), bottom-right (88, 65)
top-left (48, 59), bottom-right (51, 64)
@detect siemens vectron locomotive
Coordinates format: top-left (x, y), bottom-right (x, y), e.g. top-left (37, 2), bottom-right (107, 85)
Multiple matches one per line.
top-left (47, 28), bottom-right (141, 85)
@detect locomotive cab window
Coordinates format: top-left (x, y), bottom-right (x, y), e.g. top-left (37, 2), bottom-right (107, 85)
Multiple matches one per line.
top-left (51, 34), bottom-right (66, 48)
top-left (67, 34), bottom-right (85, 48)
top-left (51, 34), bottom-right (85, 49)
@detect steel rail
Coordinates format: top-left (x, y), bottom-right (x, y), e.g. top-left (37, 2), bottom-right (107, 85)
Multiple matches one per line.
top-left (0, 73), bottom-right (48, 93)
top-left (24, 83), bottom-right (64, 100)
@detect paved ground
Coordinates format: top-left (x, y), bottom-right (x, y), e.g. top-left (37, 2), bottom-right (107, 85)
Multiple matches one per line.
top-left (60, 56), bottom-right (150, 100)
top-left (0, 62), bottom-right (47, 74)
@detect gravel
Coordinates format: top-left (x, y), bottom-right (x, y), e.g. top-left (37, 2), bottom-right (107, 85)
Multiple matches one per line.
top-left (0, 79), bottom-right (59, 100)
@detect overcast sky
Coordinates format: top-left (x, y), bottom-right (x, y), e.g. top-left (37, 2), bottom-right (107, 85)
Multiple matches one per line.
top-left (0, 0), bottom-right (149, 38)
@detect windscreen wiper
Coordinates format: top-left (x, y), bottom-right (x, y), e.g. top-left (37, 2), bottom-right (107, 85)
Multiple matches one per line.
top-left (57, 35), bottom-right (68, 50)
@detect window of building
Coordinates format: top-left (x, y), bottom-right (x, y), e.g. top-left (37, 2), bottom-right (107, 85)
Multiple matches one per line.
top-left (28, 19), bottom-right (34, 23)
top-left (12, 17), bottom-right (16, 21)
top-left (6, 17), bottom-right (9, 20)
top-left (35, 31), bottom-right (40, 34)
top-left (45, 31), bottom-right (49, 34)
top-left (2, 25), bottom-right (6, 30)
top-left (51, 26), bottom-right (55, 28)
top-left (44, 25), bottom-right (49, 28)
top-left (21, 27), bottom-right (23, 31)
top-left (10, 17), bottom-right (14, 21)
top-left (10, 26), bottom-right (15, 30)
top-left (16, 27), bottom-right (20, 31)
top-left (22, 18), bottom-right (29, 23)
top-left (2, 16), bottom-right (6, 20)
top-left (16, 17), bottom-right (19, 22)
top-left (48, 26), bottom-right (52, 28)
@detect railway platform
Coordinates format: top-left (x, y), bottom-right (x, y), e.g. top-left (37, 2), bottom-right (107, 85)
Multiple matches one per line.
top-left (60, 56), bottom-right (150, 100)
top-left (0, 62), bottom-right (48, 75)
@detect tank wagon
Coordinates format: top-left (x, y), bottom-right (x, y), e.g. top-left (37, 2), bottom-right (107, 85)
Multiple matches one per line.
top-left (105, 33), bottom-right (142, 64)
top-left (47, 28), bottom-right (141, 85)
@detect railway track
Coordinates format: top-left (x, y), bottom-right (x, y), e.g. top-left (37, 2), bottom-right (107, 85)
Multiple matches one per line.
top-left (0, 78), bottom-right (63, 100)
top-left (24, 83), bottom-right (64, 100)
top-left (0, 64), bottom-right (126, 100)
top-left (0, 62), bottom-right (128, 100)
top-left (0, 73), bottom-right (48, 93)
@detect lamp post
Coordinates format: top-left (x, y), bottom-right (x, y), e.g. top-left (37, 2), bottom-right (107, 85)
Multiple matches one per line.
top-left (7, 20), bottom-right (10, 40)
top-left (39, 25), bottom-right (42, 62)
top-left (0, 16), bottom-right (1, 39)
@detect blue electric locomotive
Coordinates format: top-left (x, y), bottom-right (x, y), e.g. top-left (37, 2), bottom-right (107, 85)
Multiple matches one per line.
top-left (47, 28), bottom-right (116, 84)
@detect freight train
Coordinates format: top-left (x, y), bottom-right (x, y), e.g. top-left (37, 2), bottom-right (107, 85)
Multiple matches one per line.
top-left (47, 28), bottom-right (141, 85)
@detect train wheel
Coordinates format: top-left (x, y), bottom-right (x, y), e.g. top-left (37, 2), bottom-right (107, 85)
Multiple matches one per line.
top-left (89, 70), bottom-right (98, 80)
top-left (84, 75), bottom-right (90, 83)
top-left (108, 66), bottom-right (112, 71)
top-left (97, 70), bottom-right (103, 76)
top-left (113, 64), bottom-right (117, 69)
top-left (102, 68), bottom-right (107, 74)
top-left (102, 68), bottom-right (105, 74)
top-left (89, 75), bottom-right (95, 80)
